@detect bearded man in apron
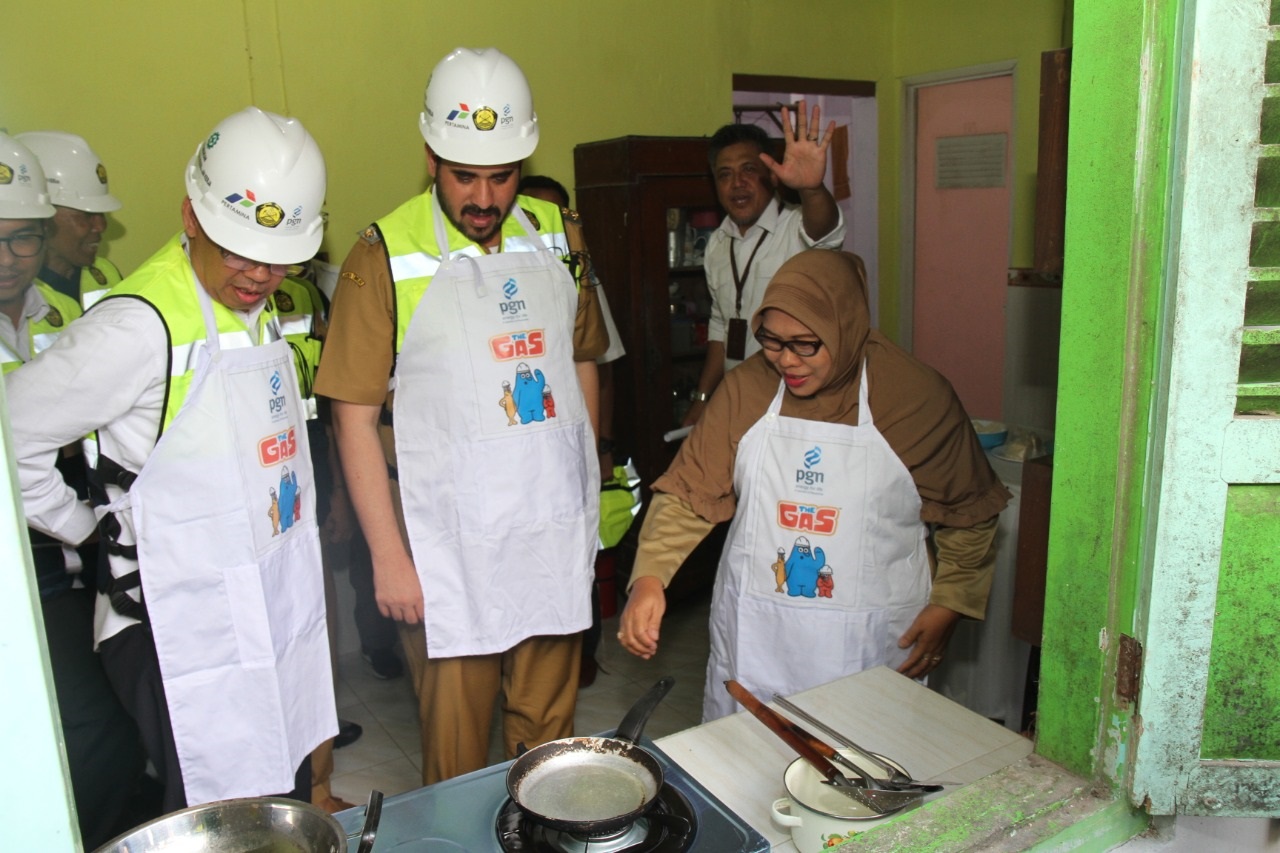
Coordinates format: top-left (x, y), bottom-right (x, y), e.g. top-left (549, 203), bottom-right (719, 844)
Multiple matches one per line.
top-left (316, 47), bottom-right (607, 785)
top-left (618, 250), bottom-right (1012, 722)
top-left (9, 108), bottom-right (336, 810)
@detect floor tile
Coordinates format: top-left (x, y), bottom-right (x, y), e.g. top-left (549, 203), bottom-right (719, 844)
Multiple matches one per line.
top-left (325, 590), bottom-right (715, 796)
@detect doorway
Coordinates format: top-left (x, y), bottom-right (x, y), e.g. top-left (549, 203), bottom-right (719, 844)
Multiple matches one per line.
top-left (731, 75), bottom-right (879, 324)
top-left (903, 65), bottom-right (1016, 422)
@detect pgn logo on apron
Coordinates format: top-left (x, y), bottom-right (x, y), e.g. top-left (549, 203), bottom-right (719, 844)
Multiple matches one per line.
top-left (267, 369), bottom-right (288, 423)
top-left (795, 444), bottom-right (826, 492)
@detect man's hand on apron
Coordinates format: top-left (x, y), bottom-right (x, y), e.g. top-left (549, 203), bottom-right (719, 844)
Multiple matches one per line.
top-left (374, 549), bottom-right (425, 624)
top-left (895, 603), bottom-right (962, 679)
top-left (618, 576), bottom-right (667, 659)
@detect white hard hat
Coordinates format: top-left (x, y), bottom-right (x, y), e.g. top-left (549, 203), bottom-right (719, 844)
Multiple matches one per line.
top-left (0, 132), bottom-right (55, 219)
top-left (185, 107), bottom-right (326, 265)
top-left (420, 47), bottom-right (539, 165)
top-left (15, 131), bottom-right (122, 213)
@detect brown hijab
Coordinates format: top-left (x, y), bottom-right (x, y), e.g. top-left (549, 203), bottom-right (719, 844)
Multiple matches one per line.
top-left (654, 250), bottom-right (1010, 527)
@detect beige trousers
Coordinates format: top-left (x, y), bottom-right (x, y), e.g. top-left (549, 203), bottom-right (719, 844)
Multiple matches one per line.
top-left (399, 623), bottom-right (582, 786)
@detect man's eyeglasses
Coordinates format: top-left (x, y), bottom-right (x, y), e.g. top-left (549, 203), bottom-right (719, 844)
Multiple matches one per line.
top-left (754, 328), bottom-right (825, 357)
top-left (0, 233), bottom-right (44, 258)
top-left (218, 246), bottom-right (304, 278)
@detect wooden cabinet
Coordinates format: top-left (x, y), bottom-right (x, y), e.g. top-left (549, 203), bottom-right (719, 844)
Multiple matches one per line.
top-left (573, 136), bottom-right (720, 493)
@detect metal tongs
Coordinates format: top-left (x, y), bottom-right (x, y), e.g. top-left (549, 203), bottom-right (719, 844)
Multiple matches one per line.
top-left (725, 681), bottom-right (926, 815)
top-left (772, 694), bottom-right (945, 793)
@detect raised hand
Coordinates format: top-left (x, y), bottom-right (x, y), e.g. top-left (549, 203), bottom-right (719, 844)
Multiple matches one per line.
top-left (759, 99), bottom-right (835, 192)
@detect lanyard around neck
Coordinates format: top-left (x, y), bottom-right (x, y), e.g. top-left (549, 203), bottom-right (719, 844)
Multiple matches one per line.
top-left (730, 230), bottom-right (768, 316)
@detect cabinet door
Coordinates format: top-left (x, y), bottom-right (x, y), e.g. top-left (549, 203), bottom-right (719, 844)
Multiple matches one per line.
top-left (631, 176), bottom-right (718, 484)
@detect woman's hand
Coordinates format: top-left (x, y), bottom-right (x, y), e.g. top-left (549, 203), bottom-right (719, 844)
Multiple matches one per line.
top-left (618, 576), bottom-right (667, 659)
top-left (895, 604), bottom-right (962, 679)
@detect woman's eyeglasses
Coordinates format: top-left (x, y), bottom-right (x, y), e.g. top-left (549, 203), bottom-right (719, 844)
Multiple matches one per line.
top-left (0, 233), bottom-right (44, 258)
top-left (754, 328), bottom-right (824, 357)
top-left (218, 246), bottom-right (304, 278)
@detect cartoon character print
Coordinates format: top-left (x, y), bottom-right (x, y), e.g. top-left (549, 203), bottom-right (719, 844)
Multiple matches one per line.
top-left (542, 385), bottom-right (556, 418)
top-left (823, 832), bottom-right (857, 848)
top-left (499, 380), bottom-right (518, 425)
top-left (512, 361), bottom-right (547, 424)
top-left (816, 565), bottom-right (834, 598)
top-left (784, 535), bottom-right (826, 598)
top-left (277, 465), bottom-right (300, 533)
top-left (268, 487), bottom-right (281, 536)
top-left (772, 547), bottom-right (787, 592)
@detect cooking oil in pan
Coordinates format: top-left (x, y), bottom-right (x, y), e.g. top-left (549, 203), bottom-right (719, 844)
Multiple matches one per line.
top-left (521, 756), bottom-right (655, 821)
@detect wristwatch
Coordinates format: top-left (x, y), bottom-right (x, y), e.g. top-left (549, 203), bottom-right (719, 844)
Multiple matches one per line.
top-left (691, 390), bottom-right (711, 403)
top-left (598, 437), bottom-right (616, 455)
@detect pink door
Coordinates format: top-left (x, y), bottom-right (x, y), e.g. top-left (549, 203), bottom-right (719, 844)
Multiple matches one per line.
top-left (912, 76), bottom-right (1013, 421)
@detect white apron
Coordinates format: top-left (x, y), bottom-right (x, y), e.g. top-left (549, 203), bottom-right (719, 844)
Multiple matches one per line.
top-left (703, 367), bottom-right (931, 721)
top-left (392, 197), bottom-right (597, 657)
top-left (114, 278), bottom-right (336, 804)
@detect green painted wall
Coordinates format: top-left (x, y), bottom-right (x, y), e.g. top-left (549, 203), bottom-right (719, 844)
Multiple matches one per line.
top-left (1202, 485), bottom-right (1280, 761)
top-left (1, 0), bottom-right (1064, 343)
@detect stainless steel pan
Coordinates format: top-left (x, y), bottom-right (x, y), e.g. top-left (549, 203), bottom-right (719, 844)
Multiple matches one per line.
top-left (505, 676), bottom-right (674, 834)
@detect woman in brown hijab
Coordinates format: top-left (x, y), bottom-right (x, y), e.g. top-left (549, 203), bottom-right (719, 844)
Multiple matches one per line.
top-left (618, 249), bottom-right (1010, 721)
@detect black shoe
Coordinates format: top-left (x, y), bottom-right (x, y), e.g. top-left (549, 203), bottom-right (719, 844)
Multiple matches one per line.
top-left (361, 648), bottom-right (404, 680)
top-left (334, 719), bottom-right (363, 749)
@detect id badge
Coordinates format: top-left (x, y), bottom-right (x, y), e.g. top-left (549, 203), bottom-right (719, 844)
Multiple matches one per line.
top-left (726, 317), bottom-right (748, 361)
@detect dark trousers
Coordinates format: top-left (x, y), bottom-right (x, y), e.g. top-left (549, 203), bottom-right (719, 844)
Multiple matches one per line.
top-left (42, 589), bottom-right (147, 848)
top-left (99, 623), bottom-right (311, 813)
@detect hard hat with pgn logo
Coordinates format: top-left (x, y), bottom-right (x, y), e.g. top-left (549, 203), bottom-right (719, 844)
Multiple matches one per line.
top-left (420, 47), bottom-right (539, 166)
top-left (184, 107), bottom-right (326, 265)
top-left (0, 132), bottom-right (55, 219)
top-left (16, 131), bottom-right (121, 213)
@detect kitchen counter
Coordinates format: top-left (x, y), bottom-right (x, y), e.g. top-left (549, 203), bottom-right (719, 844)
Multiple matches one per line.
top-left (655, 666), bottom-right (1034, 850)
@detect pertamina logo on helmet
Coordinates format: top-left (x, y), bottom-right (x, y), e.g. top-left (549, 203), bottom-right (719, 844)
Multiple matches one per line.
top-left (445, 103), bottom-right (472, 130)
top-left (0, 163), bottom-right (11, 185)
top-left (96, 163), bottom-right (108, 185)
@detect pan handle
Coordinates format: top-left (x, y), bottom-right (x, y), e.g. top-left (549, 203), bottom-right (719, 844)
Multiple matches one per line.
top-left (615, 676), bottom-right (675, 744)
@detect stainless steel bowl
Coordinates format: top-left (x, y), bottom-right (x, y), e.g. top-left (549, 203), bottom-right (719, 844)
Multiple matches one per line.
top-left (93, 796), bottom-right (346, 853)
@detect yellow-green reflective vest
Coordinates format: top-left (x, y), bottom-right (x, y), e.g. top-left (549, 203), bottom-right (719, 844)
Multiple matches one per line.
top-left (103, 234), bottom-right (281, 438)
top-left (376, 191), bottom-right (572, 356)
top-left (272, 275), bottom-right (325, 419)
top-left (0, 282), bottom-right (82, 374)
top-left (78, 257), bottom-right (124, 310)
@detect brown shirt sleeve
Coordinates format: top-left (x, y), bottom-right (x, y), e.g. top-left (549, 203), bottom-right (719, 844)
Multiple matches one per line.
top-left (628, 492), bottom-right (717, 590)
top-left (929, 516), bottom-right (999, 619)
top-left (313, 235), bottom-right (396, 406)
top-left (566, 218), bottom-right (608, 362)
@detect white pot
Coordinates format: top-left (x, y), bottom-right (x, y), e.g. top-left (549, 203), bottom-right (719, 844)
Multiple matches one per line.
top-left (770, 749), bottom-right (922, 852)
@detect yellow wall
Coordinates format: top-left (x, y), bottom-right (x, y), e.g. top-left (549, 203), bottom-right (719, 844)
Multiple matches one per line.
top-left (1, 0), bottom-right (1065, 329)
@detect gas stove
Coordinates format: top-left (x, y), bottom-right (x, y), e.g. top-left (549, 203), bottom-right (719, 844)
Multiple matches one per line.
top-left (336, 738), bottom-right (770, 852)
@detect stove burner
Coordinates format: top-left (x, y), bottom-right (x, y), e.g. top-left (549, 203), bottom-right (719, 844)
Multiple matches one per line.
top-left (496, 783), bottom-right (695, 852)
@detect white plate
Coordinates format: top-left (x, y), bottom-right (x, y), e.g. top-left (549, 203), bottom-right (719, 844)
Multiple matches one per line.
top-left (783, 749), bottom-right (917, 820)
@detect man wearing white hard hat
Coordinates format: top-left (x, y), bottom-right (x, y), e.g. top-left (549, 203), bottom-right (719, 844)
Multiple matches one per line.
top-left (0, 131), bottom-right (148, 848)
top-left (316, 47), bottom-right (608, 784)
top-left (8, 107), bottom-right (337, 811)
top-left (15, 130), bottom-right (123, 309)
